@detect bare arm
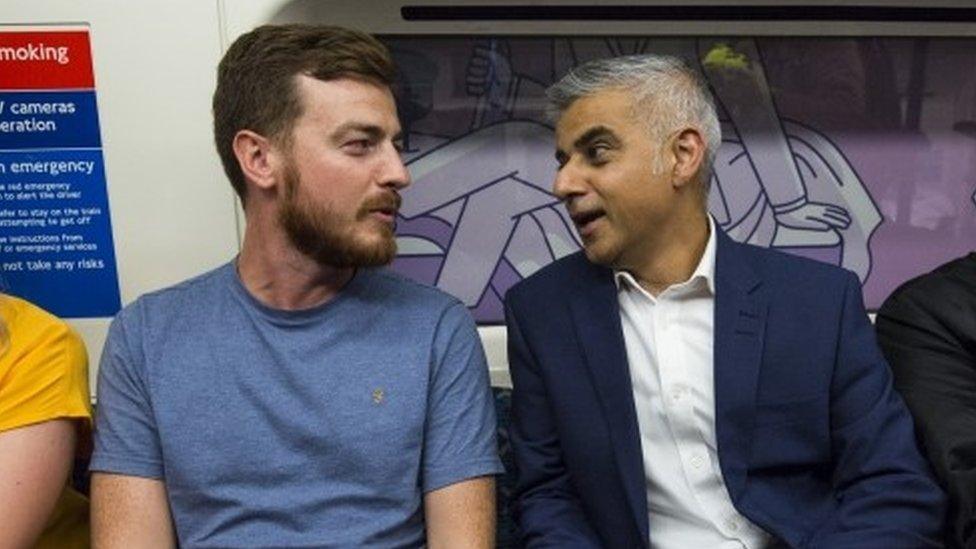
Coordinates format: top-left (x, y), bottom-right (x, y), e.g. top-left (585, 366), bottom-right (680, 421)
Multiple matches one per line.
top-left (0, 419), bottom-right (76, 549)
top-left (91, 473), bottom-right (175, 549)
top-left (424, 476), bottom-right (496, 549)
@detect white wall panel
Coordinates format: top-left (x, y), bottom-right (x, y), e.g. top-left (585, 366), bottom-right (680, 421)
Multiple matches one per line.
top-left (5, 1), bottom-right (240, 392)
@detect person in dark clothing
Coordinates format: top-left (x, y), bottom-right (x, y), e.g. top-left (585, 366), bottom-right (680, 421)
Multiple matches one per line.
top-left (877, 253), bottom-right (976, 549)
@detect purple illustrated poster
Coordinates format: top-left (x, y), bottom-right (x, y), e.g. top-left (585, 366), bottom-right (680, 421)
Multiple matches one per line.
top-left (382, 36), bottom-right (976, 323)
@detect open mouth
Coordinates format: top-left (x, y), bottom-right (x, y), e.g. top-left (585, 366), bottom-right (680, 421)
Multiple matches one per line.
top-left (570, 209), bottom-right (605, 236)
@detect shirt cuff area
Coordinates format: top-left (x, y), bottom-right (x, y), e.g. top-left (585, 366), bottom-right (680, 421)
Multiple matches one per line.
top-left (423, 457), bottom-right (505, 494)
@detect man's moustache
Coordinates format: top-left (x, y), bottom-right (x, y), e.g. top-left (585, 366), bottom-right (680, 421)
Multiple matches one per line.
top-left (361, 193), bottom-right (402, 214)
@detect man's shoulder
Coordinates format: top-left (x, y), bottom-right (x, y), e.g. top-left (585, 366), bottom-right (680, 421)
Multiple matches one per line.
top-left (895, 252), bottom-right (976, 298)
top-left (360, 269), bottom-right (476, 333)
top-left (364, 268), bottom-right (465, 313)
top-left (729, 238), bottom-right (856, 291)
top-left (881, 252), bottom-right (976, 314)
top-left (114, 263), bottom-right (231, 328)
top-left (506, 252), bottom-right (597, 305)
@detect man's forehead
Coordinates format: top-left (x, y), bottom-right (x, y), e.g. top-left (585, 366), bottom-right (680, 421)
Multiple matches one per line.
top-left (293, 74), bottom-right (399, 130)
top-left (556, 89), bottom-right (636, 140)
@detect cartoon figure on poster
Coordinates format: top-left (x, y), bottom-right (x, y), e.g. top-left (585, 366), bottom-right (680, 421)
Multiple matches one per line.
top-left (390, 38), bottom-right (882, 322)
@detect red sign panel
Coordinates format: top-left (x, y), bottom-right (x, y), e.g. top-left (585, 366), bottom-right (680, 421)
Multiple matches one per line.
top-left (0, 31), bottom-right (94, 90)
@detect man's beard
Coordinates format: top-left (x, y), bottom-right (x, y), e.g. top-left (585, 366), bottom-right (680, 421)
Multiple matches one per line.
top-left (278, 164), bottom-right (399, 269)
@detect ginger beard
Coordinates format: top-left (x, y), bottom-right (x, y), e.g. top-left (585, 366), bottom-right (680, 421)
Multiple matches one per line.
top-left (278, 159), bottom-right (400, 269)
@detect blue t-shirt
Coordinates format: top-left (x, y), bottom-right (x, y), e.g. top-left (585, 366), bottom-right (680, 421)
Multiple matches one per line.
top-left (91, 263), bottom-right (503, 547)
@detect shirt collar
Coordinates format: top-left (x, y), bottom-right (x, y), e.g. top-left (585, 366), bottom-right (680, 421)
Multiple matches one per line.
top-left (614, 215), bottom-right (717, 296)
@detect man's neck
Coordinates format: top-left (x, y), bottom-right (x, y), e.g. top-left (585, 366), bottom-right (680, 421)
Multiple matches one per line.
top-left (237, 218), bottom-right (354, 311)
top-left (625, 209), bottom-right (710, 296)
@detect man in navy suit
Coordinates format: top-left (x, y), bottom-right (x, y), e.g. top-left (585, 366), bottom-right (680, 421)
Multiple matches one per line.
top-left (504, 54), bottom-right (944, 548)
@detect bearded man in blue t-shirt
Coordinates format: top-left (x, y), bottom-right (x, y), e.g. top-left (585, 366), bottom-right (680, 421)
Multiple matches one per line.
top-left (90, 24), bottom-right (502, 548)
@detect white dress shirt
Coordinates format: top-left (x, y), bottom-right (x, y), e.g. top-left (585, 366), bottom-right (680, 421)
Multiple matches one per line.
top-left (616, 216), bottom-right (771, 549)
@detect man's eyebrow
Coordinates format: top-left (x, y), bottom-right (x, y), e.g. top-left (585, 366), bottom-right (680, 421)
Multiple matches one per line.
top-left (331, 122), bottom-right (385, 140)
top-left (555, 126), bottom-right (618, 164)
top-left (573, 126), bottom-right (619, 150)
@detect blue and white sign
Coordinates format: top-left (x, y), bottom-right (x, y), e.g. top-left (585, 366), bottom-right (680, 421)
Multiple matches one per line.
top-left (0, 28), bottom-right (120, 318)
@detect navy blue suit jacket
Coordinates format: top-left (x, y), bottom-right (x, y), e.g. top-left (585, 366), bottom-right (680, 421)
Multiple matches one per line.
top-left (504, 230), bottom-right (945, 548)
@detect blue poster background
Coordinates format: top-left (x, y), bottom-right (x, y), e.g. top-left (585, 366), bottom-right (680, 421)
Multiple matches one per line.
top-left (0, 148), bottom-right (120, 317)
top-left (0, 91), bottom-right (101, 149)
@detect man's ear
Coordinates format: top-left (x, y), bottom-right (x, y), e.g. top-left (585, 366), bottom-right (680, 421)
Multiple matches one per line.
top-left (233, 129), bottom-right (282, 192)
top-left (670, 127), bottom-right (706, 190)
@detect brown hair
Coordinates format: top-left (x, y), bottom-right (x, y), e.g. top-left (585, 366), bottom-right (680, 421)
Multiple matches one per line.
top-left (213, 24), bottom-right (395, 203)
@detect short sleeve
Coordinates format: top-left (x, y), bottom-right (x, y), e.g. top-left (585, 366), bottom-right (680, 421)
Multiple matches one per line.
top-left (422, 303), bottom-right (504, 493)
top-left (0, 304), bottom-right (91, 433)
top-left (90, 306), bottom-right (164, 479)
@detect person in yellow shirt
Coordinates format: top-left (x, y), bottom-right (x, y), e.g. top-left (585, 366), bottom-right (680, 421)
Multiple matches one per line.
top-left (0, 294), bottom-right (91, 549)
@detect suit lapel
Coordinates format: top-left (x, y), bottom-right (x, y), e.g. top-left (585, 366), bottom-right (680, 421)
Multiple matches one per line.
top-left (569, 261), bottom-right (649, 543)
top-left (713, 231), bottom-right (766, 501)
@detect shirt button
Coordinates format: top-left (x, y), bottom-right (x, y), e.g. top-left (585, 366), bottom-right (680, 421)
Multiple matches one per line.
top-left (725, 518), bottom-right (740, 532)
top-left (690, 453), bottom-right (705, 469)
top-left (670, 386), bottom-right (684, 402)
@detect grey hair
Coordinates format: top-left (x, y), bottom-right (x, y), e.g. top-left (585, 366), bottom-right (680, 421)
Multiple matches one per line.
top-left (546, 54), bottom-right (721, 189)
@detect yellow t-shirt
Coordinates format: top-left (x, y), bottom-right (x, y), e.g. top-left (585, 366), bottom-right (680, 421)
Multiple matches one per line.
top-left (0, 295), bottom-right (91, 549)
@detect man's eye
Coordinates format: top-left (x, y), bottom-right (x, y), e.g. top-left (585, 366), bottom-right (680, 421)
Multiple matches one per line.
top-left (586, 143), bottom-right (611, 162)
top-left (344, 139), bottom-right (374, 154)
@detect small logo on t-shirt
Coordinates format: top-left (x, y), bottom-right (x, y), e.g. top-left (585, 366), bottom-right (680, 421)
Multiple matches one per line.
top-left (372, 388), bottom-right (385, 404)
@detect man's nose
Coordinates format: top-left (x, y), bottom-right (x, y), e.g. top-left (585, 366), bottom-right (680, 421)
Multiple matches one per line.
top-left (380, 143), bottom-right (410, 190)
top-left (553, 161), bottom-right (584, 201)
